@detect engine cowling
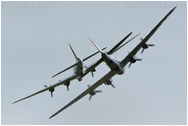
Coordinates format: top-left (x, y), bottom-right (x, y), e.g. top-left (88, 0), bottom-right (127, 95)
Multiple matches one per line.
top-left (64, 81), bottom-right (70, 91)
top-left (129, 56), bottom-right (142, 67)
top-left (104, 78), bottom-right (113, 85)
top-left (88, 85), bottom-right (102, 100)
top-left (141, 43), bottom-right (155, 53)
top-left (104, 78), bottom-right (115, 88)
top-left (44, 85), bottom-right (55, 97)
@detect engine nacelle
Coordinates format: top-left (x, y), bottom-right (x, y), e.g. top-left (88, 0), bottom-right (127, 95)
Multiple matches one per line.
top-left (104, 78), bottom-right (113, 85)
top-left (130, 56), bottom-right (137, 63)
top-left (49, 87), bottom-right (55, 93)
top-left (142, 43), bottom-right (149, 49)
top-left (64, 81), bottom-right (70, 91)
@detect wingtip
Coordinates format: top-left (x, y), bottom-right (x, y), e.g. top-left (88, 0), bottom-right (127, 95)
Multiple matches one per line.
top-left (49, 115), bottom-right (54, 119)
top-left (68, 43), bottom-right (72, 47)
top-left (12, 101), bottom-right (18, 104)
top-left (171, 6), bottom-right (177, 11)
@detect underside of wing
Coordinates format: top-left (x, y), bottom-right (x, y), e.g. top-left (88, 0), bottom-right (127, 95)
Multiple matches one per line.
top-left (52, 47), bottom-right (106, 78)
top-left (78, 58), bottom-right (103, 80)
top-left (52, 63), bottom-right (77, 78)
top-left (120, 6), bottom-right (176, 68)
top-left (49, 70), bottom-right (117, 119)
top-left (12, 76), bottom-right (75, 104)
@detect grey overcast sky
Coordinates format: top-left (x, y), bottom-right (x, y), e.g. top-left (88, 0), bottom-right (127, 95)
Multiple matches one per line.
top-left (2, 1), bottom-right (187, 125)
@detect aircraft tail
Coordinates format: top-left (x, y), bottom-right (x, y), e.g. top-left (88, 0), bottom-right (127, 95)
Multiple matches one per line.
top-left (69, 44), bottom-right (79, 60)
top-left (88, 37), bottom-right (103, 53)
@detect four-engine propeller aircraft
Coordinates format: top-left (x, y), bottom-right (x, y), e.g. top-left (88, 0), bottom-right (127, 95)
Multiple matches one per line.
top-left (12, 44), bottom-right (106, 104)
top-left (49, 6), bottom-right (176, 119)
top-left (12, 33), bottom-right (138, 104)
top-left (77, 32), bottom-right (140, 81)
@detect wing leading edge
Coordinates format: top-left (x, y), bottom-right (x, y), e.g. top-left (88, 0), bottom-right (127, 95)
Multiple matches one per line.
top-left (12, 75), bottom-right (76, 104)
top-left (49, 70), bottom-right (117, 119)
top-left (78, 32), bottom-right (137, 80)
top-left (120, 6), bottom-right (176, 68)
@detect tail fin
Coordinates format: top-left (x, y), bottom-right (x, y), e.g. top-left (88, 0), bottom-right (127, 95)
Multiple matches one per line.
top-left (88, 37), bottom-right (103, 53)
top-left (69, 44), bottom-right (78, 60)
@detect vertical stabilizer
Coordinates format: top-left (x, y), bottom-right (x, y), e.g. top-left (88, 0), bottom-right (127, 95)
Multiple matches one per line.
top-left (88, 37), bottom-right (103, 53)
top-left (69, 44), bottom-right (78, 60)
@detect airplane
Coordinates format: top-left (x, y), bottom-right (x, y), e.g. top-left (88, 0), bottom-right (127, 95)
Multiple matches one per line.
top-left (53, 33), bottom-right (140, 80)
top-left (12, 44), bottom-right (106, 104)
top-left (49, 6), bottom-right (176, 119)
top-left (77, 32), bottom-right (141, 82)
top-left (12, 32), bottom-right (139, 104)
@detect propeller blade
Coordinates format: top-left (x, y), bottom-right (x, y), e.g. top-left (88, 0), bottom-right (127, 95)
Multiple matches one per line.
top-left (95, 90), bottom-right (102, 93)
top-left (89, 95), bottom-right (92, 101)
top-left (91, 69), bottom-right (96, 77)
top-left (128, 63), bottom-right (132, 68)
top-left (51, 92), bottom-right (53, 97)
top-left (91, 71), bottom-right (94, 77)
top-left (148, 44), bottom-right (155, 46)
top-left (111, 84), bottom-right (115, 88)
top-left (66, 85), bottom-right (69, 91)
top-left (136, 58), bottom-right (142, 61)
top-left (141, 48), bottom-right (145, 54)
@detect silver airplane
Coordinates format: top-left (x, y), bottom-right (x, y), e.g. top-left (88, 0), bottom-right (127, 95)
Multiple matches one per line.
top-left (12, 33), bottom-right (139, 104)
top-left (77, 32), bottom-right (141, 82)
top-left (12, 44), bottom-right (106, 103)
top-left (49, 6), bottom-right (176, 119)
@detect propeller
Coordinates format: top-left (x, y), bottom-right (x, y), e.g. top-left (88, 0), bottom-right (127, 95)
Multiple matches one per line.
top-left (128, 56), bottom-right (142, 68)
top-left (91, 69), bottom-right (96, 77)
top-left (65, 81), bottom-right (70, 91)
top-left (89, 95), bottom-right (92, 101)
top-left (140, 37), bottom-right (155, 54)
top-left (110, 83), bottom-right (115, 88)
top-left (66, 85), bottom-right (69, 91)
top-left (44, 85), bottom-right (55, 97)
top-left (88, 85), bottom-right (102, 100)
top-left (51, 92), bottom-right (53, 97)
top-left (141, 44), bottom-right (155, 54)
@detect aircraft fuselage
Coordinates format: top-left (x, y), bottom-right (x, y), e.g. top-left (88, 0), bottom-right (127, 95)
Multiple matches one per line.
top-left (102, 53), bottom-right (124, 75)
top-left (73, 58), bottom-right (84, 78)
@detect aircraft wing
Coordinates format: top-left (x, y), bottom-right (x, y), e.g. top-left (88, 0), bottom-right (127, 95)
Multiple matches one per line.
top-left (120, 6), bottom-right (176, 68)
top-left (78, 58), bottom-right (103, 80)
top-left (52, 47), bottom-right (106, 78)
top-left (107, 32), bottom-right (132, 54)
top-left (114, 33), bottom-right (141, 52)
top-left (49, 70), bottom-right (117, 119)
top-left (52, 63), bottom-right (78, 78)
top-left (83, 47), bottom-right (107, 61)
top-left (12, 75), bottom-right (76, 104)
top-left (78, 32), bottom-right (135, 80)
